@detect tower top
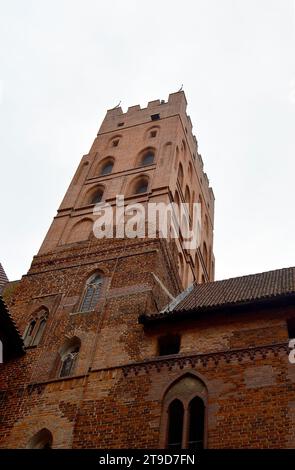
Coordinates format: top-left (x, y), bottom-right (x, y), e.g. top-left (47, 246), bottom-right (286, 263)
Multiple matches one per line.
top-left (98, 91), bottom-right (191, 135)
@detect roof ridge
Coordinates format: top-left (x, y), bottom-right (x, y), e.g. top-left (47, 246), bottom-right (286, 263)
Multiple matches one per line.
top-left (209, 266), bottom-right (295, 285)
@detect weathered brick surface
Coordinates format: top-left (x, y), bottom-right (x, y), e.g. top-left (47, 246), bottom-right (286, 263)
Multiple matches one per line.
top-left (1, 244), bottom-right (294, 449)
top-left (0, 92), bottom-right (294, 449)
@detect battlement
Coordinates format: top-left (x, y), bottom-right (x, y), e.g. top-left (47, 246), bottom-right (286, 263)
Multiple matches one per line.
top-left (98, 91), bottom-right (190, 134)
top-left (95, 90), bottom-right (214, 206)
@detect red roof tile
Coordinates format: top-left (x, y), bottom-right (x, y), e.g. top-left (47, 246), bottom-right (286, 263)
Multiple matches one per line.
top-left (140, 267), bottom-right (295, 324)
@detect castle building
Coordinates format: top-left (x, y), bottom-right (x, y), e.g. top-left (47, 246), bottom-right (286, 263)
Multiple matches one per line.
top-left (0, 91), bottom-right (294, 449)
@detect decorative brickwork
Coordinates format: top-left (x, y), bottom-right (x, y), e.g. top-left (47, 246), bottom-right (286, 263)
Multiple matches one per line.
top-left (0, 92), bottom-right (294, 449)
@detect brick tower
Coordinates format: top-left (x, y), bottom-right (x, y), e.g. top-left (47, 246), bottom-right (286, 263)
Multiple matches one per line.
top-left (39, 91), bottom-right (214, 286)
top-left (0, 91), bottom-right (215, 448)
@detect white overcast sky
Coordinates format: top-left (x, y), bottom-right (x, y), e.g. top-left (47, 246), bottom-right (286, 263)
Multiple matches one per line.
top-left (0, 0), bottom-right (294, 282)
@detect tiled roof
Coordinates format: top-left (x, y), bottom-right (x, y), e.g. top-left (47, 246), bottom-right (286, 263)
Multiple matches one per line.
top-left (0, 263), bottom-right (8, 292)
top-left (140, 267), bottom-right (295, 324)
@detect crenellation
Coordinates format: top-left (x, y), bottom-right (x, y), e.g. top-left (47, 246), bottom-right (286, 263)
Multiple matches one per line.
top-left (147, 99), bottom-right (161, 108)
top-left (127, 105), bottom-right (141, 113)
top-left (98, 91), bottom-right (188, 134)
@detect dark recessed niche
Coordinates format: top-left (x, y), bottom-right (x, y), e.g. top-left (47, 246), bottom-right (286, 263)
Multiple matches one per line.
top-left (151, 114), bottom-right (160, 121)
top-left (158, 335), bottom-right (181, 356)
top-left (287, 318), bottom-right (295, 339)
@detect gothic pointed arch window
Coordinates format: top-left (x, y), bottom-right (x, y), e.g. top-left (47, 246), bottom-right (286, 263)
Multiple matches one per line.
top-left (32, 318), bottom-right (47, 346)
top-left (188, 396), bottom-right (205, 449)
top-left (23, 319), bottom-right (37, 347)
top-left (23, 308), bottom-right (48, 347)
top-left (79, 272), bottom-right (103, 312)
top-left (160, 374), bottom-right (207, 449)
top-left (167, 399), bottom-right (184, 449)
top-left (59, 336), bottom-right (81, 378)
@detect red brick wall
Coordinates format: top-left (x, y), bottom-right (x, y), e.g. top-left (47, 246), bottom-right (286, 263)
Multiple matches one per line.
top-left (0, 93), bottom-right (294, 449)
top-left (0, 234), bottom-right (294, 448)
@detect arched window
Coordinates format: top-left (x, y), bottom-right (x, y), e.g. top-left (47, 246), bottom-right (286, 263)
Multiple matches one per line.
top-left (188, 397), bottom-right (205, 449)
top-left (141, 150), bottom-right (154, 166)
top-left (59, 337), bottom-right (81, 378)
top-left (100, 161), bottom-right (114, 175)
top-left (60, 348), bottom-right (79, 377)
top-left (32, 319), bottom-right (47, 346)
top-left (161, 374), bottom-right (207, 449)
top-left (131, 176), bottom-right (149, 195)
top-left (90, 188), bottom-right (104, 204)
top-left (80, 273), bottom-right (103, 312)
top-left (23, 309), bottom-right (48, 347)
top-left (23, 320), bottom-right (37, 347)
top-left (27, 428), bottom-right (53, 449)
top-left (167, 400), bottom-right (184, 449)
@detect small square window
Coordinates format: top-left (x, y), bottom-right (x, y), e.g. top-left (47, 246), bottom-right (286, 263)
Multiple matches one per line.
top-left (112, 139), bottom-right (119, 147)
top-left (150, 131), bottom-right (157, 138)
top-left (118, 122), bottom-right (124, 127)
top-left (151, 114), bottom-right (160, 121)
top-left (158, 335), bottom-right (180, 356)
